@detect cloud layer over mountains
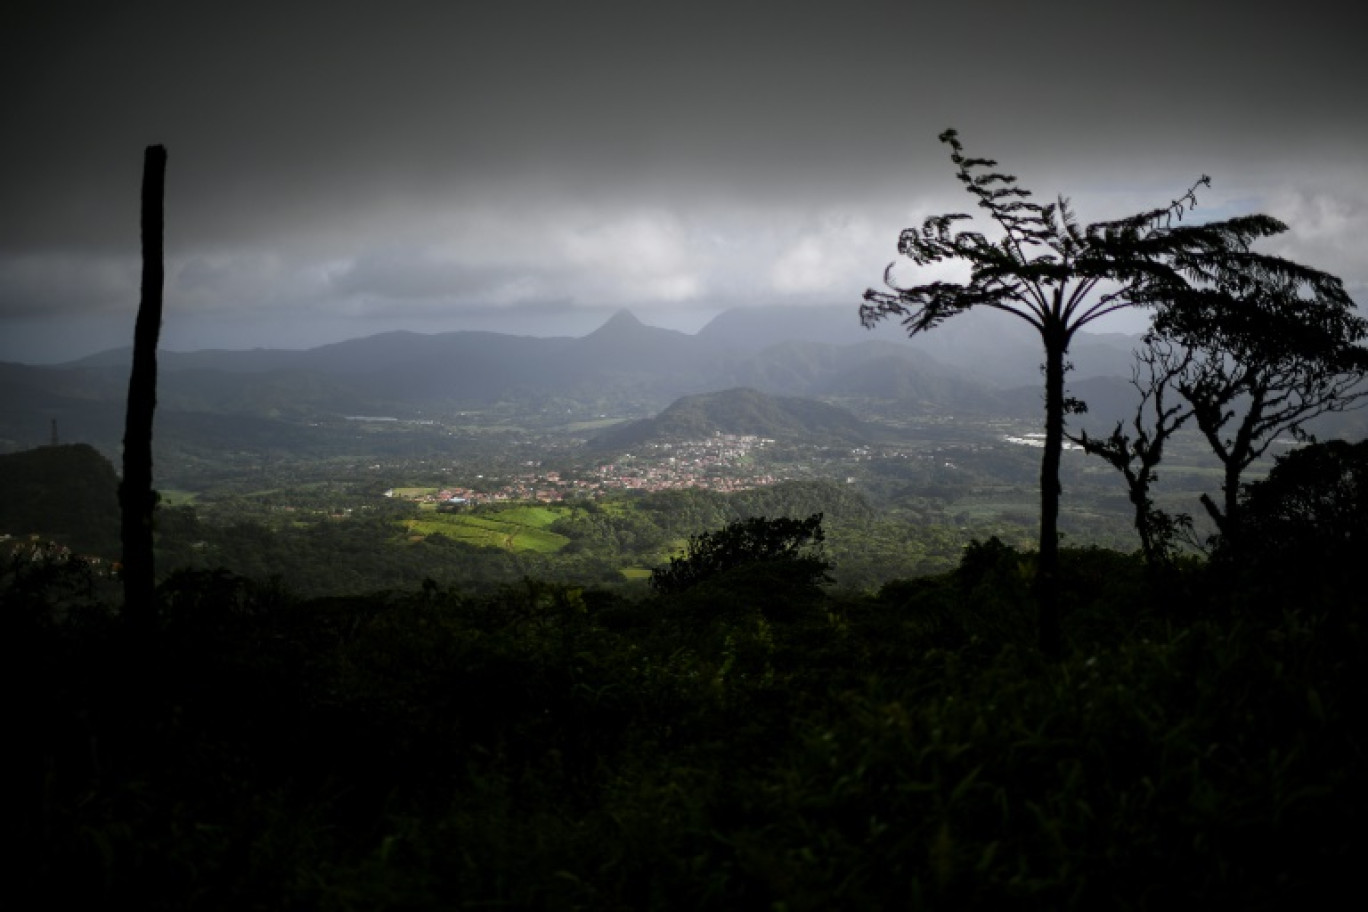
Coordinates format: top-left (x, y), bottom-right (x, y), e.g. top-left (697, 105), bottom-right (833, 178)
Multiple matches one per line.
top-left (3, 1), bottom-right (1365, 363)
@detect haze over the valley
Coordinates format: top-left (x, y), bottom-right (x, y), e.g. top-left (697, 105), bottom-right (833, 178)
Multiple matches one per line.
top-left (3, 0), bottom-right (1364, 364)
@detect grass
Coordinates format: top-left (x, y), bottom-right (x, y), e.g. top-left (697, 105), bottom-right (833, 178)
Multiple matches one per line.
top-left (404, 507), bottom-right (570, 553)
top-left (391, 486), bottom-right (439, 498)
top-left (496, 505), bottom-right (562, 528)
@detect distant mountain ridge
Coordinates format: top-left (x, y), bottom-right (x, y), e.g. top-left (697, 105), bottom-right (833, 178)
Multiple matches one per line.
top-left (1, 305), bottom-right (1148, 455)
top-left (53, 304), bottom-right (1140, 390)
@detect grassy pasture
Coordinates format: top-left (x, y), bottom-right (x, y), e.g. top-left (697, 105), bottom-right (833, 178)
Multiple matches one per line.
top-left (391, 486), bottom-right (439, 498)
top-left (404, 505), bottom-right (569, 553)
top-left (495, 505), bottom-right (562, 528)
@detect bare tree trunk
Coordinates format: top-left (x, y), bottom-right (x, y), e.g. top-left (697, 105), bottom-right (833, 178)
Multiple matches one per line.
top-left (120, 145), bottom-right (167, 629)
top-left (1200, 459), bottom-right (1245, 558)
top-left (1132, 489), bottom-right (1158, 565)
top-left (1036, 324), bottom-right (1067, 659)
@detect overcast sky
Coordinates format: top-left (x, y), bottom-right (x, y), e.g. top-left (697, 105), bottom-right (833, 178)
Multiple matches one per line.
top-left (2, 0), bottom-right (1364, 362)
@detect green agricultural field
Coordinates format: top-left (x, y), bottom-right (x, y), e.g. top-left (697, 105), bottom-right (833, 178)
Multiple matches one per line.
top-left (495, 505), bottom-right (563, 529)
top-left (391, 486), bottom-right (439, 498)
top-left (404, 506), bottom-right (570, 553)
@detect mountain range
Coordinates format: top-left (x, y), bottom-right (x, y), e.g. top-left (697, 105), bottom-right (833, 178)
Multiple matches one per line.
top-left (1, 304), bottom-right (1147, 457)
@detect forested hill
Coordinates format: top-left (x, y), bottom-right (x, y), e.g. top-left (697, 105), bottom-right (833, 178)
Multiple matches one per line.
top-left (589, 387), bottom-right (872, 451)
top-left (0, 443), bottom-right (120, 558)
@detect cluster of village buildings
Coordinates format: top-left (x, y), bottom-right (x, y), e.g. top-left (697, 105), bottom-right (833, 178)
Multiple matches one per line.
top-left (387, 433), bottom-right (784, 506)
top-left (1, 533), bottom-right (115, 570)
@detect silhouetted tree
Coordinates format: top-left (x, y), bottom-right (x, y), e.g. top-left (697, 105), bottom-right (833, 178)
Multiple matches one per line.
top-left (1070, 338), bottom-right (1195, 565)
top-left (1233, 439), bottom-right (1368, 606)
top-left (120, 145), bottom-right (167, 628)
top-left (861, 129), bottom-right (1319, 656)
top-left (1239, 439), bottom-right (1368, 555)
top-left (649, 513), bottom-right (828, 595)
top-left (1151, 273), bottom-right (1368, 550)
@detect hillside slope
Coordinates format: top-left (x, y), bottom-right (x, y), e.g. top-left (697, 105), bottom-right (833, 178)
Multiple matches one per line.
top-left (590, 387), bottom-right (872, 451)
top-left (0, 444), bottom-right (121, 558)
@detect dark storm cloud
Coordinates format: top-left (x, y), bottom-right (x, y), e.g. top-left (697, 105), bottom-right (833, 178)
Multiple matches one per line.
top-left (2, 0), bottom-right (1364, 361)
top-left (330, 247), bottom-right (562, 306)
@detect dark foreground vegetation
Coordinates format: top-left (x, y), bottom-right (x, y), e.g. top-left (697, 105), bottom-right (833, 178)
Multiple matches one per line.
top-left (11, 499), bottom-right (1365, 909)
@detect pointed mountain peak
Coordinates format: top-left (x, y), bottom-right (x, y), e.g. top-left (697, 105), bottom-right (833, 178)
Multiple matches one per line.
top-left (581, 308), bottom-right (657, 344)
top-left (598, 308), bottom-right (644, 331)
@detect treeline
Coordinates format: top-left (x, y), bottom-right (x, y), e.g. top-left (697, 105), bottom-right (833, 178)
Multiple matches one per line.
top-left (159, 479), bottom-right (1025, 596)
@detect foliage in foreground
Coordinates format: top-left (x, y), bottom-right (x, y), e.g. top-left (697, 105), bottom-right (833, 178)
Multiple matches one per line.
top-left (9, 537), bottom-right (1365, 909)
top-left (648, 512), bottom-right (829, 594)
